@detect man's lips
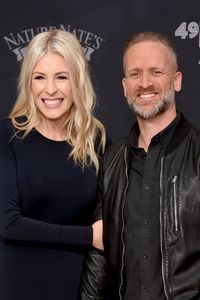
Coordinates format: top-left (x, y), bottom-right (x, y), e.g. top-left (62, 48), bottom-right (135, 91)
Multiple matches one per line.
top-left (138, 93), bottom-right (158, 99)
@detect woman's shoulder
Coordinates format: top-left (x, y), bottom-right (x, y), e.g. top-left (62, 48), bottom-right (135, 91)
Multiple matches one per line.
top-left (0, 118), bottom-right (17, 145)
top-left (0, 116), bottom-right (27, 133)
top-left (105, 132), bottom-right (112, 148)
top-left (0, 118), bottom-right (15, 134)
top-left (95, 130), bottom-right (112, 158)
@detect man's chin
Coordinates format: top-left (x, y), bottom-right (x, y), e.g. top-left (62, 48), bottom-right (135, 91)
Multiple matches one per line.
top-left (130, 105), bottom-right (156, 119)
top-left (134, 107), bottom-right (166, 119)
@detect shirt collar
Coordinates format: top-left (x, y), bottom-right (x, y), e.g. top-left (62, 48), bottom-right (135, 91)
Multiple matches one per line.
top-left (128, 112), bottom-right (181, 150)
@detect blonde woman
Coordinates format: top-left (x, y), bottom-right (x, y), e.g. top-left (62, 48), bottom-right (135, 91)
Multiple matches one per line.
top-left (0, 29), bottom-right (110, 300)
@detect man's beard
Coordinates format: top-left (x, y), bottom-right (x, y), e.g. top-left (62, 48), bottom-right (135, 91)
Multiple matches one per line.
top-left (127, 87), bottom-right (175, 120)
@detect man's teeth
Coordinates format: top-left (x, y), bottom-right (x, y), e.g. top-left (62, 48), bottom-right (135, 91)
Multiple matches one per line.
top-left (139, 93), bottom-right (155, 99)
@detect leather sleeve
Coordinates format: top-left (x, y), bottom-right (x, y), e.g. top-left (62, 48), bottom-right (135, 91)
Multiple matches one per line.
top-left (80, 247), bottom-right (107, 299)
top-left (80, 157), bottom-right (107, 299)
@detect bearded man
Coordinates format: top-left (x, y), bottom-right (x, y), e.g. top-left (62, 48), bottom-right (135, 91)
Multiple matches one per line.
top-left (81, 31), bottom-right (200, 300)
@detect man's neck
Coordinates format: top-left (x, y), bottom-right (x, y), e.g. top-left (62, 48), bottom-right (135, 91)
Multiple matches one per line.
top-left (137, 108), bottom-right (177, 152)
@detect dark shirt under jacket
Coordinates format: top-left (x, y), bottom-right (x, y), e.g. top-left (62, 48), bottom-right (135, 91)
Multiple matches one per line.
top-left (123, 113), bottom-right (181, 300)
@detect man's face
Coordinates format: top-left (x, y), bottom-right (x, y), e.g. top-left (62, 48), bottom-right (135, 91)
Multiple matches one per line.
top-left (122, 41), bottom-right (182, 119)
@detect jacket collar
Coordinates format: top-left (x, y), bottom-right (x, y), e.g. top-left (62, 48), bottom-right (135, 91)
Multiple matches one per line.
top-left (164, 112), bottom-right (191, 155)
top-left (126, 112), bottom-right (191, 155)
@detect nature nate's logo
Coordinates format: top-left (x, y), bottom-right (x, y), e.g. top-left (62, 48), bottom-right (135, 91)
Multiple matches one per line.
top-left (3, 24), bottom-right (105, 61)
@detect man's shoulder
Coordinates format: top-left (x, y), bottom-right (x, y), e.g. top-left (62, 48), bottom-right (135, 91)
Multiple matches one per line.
top-left (189, 124), bottom-right (200, 142)
top-left (175, 114), bottom-right (200, 151)
top-left (182, 115), bottom-right (200, 138)
top-left (102, 136), bottom-right (128, 165)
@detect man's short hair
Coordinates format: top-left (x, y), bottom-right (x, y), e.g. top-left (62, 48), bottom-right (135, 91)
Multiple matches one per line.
top-left (123, 31), bottom-right (178, 72)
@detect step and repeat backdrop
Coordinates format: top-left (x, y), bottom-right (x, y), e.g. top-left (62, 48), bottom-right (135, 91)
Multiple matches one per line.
top-left (1, 0), bottom-right (200, 141)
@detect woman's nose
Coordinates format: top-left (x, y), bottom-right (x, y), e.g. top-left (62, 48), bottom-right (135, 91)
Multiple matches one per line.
top-left (45, 79), bottom-right (57, 95)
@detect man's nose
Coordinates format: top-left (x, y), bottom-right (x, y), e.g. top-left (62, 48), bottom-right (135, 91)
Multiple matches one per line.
top-left (139, 73), bottom-right (153, 89)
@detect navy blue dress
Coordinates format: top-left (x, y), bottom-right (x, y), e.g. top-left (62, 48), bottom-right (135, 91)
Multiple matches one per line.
top-left (0, 118), bottom-right (107, 300)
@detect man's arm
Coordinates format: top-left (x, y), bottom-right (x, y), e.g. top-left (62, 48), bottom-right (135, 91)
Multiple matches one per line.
top-left (80, 159), bottom-right (107, 299)
top-left (80, 246), bottom-right (107, 299)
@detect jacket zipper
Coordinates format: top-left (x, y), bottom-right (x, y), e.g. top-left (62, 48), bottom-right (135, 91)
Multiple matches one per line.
top-left (118, 146), bottom-right (129, 300)
top-left (172, 175), bottom-right (179, 234)
top-left (160, 157), bottom-right (170, 300)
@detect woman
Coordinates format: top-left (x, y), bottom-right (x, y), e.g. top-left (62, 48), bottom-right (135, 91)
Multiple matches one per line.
top-left (0, 29), bottom-right (108, 300)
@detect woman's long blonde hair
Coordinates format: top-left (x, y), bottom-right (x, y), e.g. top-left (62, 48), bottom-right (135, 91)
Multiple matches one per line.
top-left (10, 29), bottom-right (106, 173)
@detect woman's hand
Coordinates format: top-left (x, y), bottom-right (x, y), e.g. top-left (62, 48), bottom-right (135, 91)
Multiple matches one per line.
top-left (92, 219), bottom-right (104, 251)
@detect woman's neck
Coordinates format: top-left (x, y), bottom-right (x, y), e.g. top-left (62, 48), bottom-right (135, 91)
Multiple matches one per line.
top-left (36, 119), bottom-right (68, 141)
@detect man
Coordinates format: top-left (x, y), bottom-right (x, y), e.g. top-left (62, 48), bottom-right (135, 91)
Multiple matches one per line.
top-left (81, 32), bottom-right (200, 300)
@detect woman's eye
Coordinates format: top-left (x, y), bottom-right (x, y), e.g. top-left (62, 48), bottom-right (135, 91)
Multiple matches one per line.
top-left (34, 75), bottom-right (44, 80)
top-left (57, 76), bottom-right (68, 80)
top-left (57, 73), bottom-right (69, 80)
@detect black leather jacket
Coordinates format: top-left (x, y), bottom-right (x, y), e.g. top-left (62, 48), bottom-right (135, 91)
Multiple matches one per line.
top-left (81, 114), bottom-right (200, 300)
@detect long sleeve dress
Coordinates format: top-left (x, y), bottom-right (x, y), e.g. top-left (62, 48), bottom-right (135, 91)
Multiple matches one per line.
top-left (0, 118), bottom-right (106, 300)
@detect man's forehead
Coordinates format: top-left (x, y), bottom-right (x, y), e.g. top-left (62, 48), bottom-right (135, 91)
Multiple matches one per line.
top-left (127, 40), bottom-right (170, 55)
top-left (125, 42), bottom-right (174, 66)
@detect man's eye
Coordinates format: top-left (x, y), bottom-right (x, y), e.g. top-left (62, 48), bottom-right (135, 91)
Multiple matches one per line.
top-left (129, 72), bottom-right (139, 78)
top-left (154, 70), bottom-right (162, 76)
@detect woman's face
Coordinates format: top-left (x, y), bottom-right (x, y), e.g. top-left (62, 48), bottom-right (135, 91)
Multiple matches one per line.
top-left (31, 51), bottom-right (73, 126)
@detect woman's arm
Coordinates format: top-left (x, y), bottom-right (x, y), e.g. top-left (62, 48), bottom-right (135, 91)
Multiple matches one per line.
top-left (0, 120), bottom-right (92, 247)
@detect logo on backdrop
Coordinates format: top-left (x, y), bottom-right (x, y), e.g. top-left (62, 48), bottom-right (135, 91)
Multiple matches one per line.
top-left (3, 24), bottom-right (104, 62)
top-left (174, 21), bottom-right (200, 64)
